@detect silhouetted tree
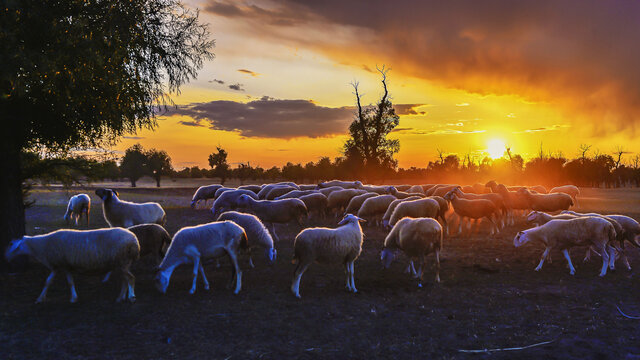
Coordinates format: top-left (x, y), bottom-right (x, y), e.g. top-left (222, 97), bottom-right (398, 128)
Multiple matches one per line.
top-left (0, 0), bottom-right (214, 266)
top-left (120, 144), bottom-right (147, 187)
top-left (146, 149), bottom-right (173, 187)
top-left (208, 147), bottom-right (229, 184)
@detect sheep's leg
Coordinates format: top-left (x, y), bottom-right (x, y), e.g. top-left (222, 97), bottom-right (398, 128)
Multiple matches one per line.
top-left (348, 261), bottom-right (357, 293)
top-left (456, 217), bottom-right (463, 236)
top-left (440, 215), bottom-right (448, 234)
top-left (620, 250), bottom-right (632, 270)
top-left (189, 257), bottom-right (200, 295)
top-left (102, 271), bottom-right (112, 283)
top-left (291, 262), bottom-right (310, 298)
top-left (36, 271), bottom-right (56, 303)
top-left (226, 249), bottom-right (242, 294)
top-left (198, 262), bottom-right (210, 291)
top-left (416, 256), bottom-right (425, 288)
top-left (535, 247), bottom-right (551, 272)
top-left (124, 269), bottom-right (136, 302)
top-left (248, 256), bottom-right (255, 268)
top-left (65, 272), bottom-right (78, 303)
top-left (434, 249), bottom-right (441, 283)
top-left (344, 263), bottom-right (353, 292)
top-left (583, 248), bottom-right (592, 262)
top-left (404, 261), bottom-right (417, 276)
top-left (466, 218), bottom-right (472, 236)
top-left (607, 245), bottom-right (616, 271)
top-left (561, 249), bottom-right (576, 275)
top-left (598, 245), bottom-right (610, 277)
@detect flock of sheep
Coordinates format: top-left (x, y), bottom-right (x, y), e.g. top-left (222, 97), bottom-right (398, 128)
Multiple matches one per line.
top-left (5, 180), bottom-right (640, 303)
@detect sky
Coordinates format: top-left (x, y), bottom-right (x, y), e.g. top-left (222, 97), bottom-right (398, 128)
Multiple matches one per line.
top-left (115, 0), bottom-right (640, 170)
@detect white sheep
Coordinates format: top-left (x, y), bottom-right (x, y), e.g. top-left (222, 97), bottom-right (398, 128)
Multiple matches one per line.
top-left (275, 189), bottom-right (318, 200)
top-left (357, 195), bottom-right (397, 226)
top-left (358, 184), bottom-right (390, 194)
top-left (381, 196), bottom-right (422, 228)
top-left (317, 180), bottom-right (363, 189)
top-left (155, 221), bottom-right (248, 295)
top-left (190, 185), bottom-right (223, 209)
top-left (298, 184), bottom-right (319, 191)
top-left (63, 193), bottom-right (91, 226)
top-left (381, 217), bottom-right (443, 286)
top-left (387, 186), bottom-right (419, 199)
top-left (344, 192), bottom-right (379, 216)
top-left (317, 186), bottom-right (344, 197)
top-left (214, 187), bottom-right (234, 199)
top-left (95, 188), bottom-right (165, 228)
top-left (444, 190), bottom-right (500, 236)
top-left (517, 188), bottom-right (573, 213)
top-left (236, 195), bottom-right (308, 242)
top-left (298, 193), bottom-right (329, 220)
top-left (291, 214), bottom-right (365, 298)
top-left (406, 185), bottom-right (425, 195)
top-left (452, 187), bottom-right (506, 228)
top-left (5, 228), bottom-right (139, 303)
top-left (211, 189), bottom-right (259, 218)
top-left (549, 185), bottom-right (580, 206)
top-left (257, 183), bottom-right (299, 199)
top-left (237, 184), bottom-right (263, 194)
top-left (217, 211), bottom-right (277, 268)
top-left (326, 189), bottom-right (367, 216)
top-left (513, 217), bottom-right (615, 276)
top-left (388, 198), bottom-right (440, 228)
top-left (265, 186), bottom-right (296, 200)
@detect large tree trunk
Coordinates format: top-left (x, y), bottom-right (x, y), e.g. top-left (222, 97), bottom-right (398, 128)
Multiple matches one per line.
top-left (155, 176), bottom-right (161, 187)
top-left (0, 144), bottom-right (27, 272)
top-left (130, 178), bottom-right (137, 187)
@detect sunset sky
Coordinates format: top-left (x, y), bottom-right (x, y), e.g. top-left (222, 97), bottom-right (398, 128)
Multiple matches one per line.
top-left (116, 0), bottom-right (640, 169)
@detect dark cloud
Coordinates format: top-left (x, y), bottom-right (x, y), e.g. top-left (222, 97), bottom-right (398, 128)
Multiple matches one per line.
top-left (204, 1), bottom-right (310, 26)
top-left (122, 136), bottom-right (145, 140)
top-left (228, 83), bottom-right (245, 91)
top-left (209, 79), bottom-right (225, 84)
top-left (394, 104), bottom-right (426, 116)
top-left (170, 97), bottom-right (354, 138)
top-left (238, 69), bottom-right (260, 77)
top-left (178, 120), bottom-right (205, 127)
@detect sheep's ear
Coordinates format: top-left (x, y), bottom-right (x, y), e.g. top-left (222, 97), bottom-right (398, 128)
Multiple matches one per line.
top-left (114, 190), bottom-right (119, 197)
top-left (356, 216), bottom-right (366, 223)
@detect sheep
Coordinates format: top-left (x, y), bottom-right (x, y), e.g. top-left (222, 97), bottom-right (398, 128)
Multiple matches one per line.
top-left (381, 217), bottom-right (443, 286)
top-left (517, 188), bottom-right (573, 213)
top-left (257, 184), bottom-right (282, 199)
top-left (211, 189), bottom-right (259, 218)
top-left (63, 193), bottom-right (91, 226)
top-left (127, 224), bottom-right (172, 265)
top-left (5, 228), bottom-right (139, 303)
top-left (513, 217), bottom-right (616, 276)
top-left (275, 190), bottom-right (318, 199)
top-left (344, 192), bottom-right (379, 216)
top-left (549, 185), bottom-right (580, 205)
top-left (430, 185), bottom-right (460, 197)
top-left (452, 187), bottom-right (506, 228)
top-left (395, 185), bottom-right (412, 191)
top-left (326, 189), bottom-right (367, 216)
top-left (265, 186), bottom-right (296, 200)
top-left (298, 184), bottom-right (318, 191)
top-left (298, 193), bottom-right (329, 220)
top-left (291, 214), bottom-right (365, 298)
top-left (444, 190), bottom-right (499, 236)
top-left (406, 185), bottom-right (425, 195)
top-left (357, 195), bottom-right (397, 226)
top-left (155, 221), bottom-right (248, 295)
top-left (238, 184), bottom-right (262, 194)
top-left (530, 185), bottom-right (548, 194)
top-left (491, 183), bottom-right (530, 225)
top-left (236, 195), bottom-right (308, 242)
top-left (429, 195), bottom-right (450, 230)
top-left (388, 198), bottom-right (440, 228)
top-left (318, 186), bottom-right (344, 197)
top-left (381, 196), bottom-right (422, 228)
top-left (421, 184), bottom-right (437, 193)
top-left (95, 188), bottom-right (165, 228)
top-left (214, 187), bottom-right (234, 199)
top-left (387, 186), bottom-right (419, 199)
top-left (358, 184), bottom-right (391, 194)
top-left (191, 185), bottom-right (223, 209)
top-left (273, 181), bottom-right (300, 189)
top-left (217, 211), bottom-right (277, 268)
top-left (317, 180), bottom-right (363, 189)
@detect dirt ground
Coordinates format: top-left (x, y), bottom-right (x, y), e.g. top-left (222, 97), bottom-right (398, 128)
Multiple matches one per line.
top-left (1, 184), bottom-right (640, 359)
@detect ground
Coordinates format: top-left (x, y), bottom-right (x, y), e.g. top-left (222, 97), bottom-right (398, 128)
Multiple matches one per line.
top-left (1, 181), bottom-right (640, 359)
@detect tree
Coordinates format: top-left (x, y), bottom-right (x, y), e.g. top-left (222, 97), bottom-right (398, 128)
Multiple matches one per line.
top-left (0, 0), bottom-right (213, 260)
top-left (120, 144), bottom-right (148, 187)
top-left (344, 66), bottom-right (400, 180)
top-left (146, 149), bottom-right (173, 187)
top-left (208, 147), bottom-right (229, 184)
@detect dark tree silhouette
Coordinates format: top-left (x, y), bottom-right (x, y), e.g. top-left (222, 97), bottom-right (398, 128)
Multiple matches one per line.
top-left (208, 147), bottom-right (229, 185)
top-left (344, 66), bottom-right (400, 180)
top-left (146, 149), bottom-right (173, 187)
top-left (120, 144), bottom-right (148, 187)
top-left (0, 0), bottom-right (214, 261)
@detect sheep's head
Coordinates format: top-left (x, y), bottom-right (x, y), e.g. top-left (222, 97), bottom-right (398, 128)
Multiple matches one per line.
top-left (354, 181), bottom-right (364, 189)
top-left (190, 200), bottom-right (197, 209)
top-left (339, 213), bottom-right (365, 225)
top-left (526, 211), bottom-right (540, 223)
top-left (236, 194), bottom-right (252, 208)
top-left (386, 186), bottom-right (397, 194)
top-left (513, 231), bottom-right (530, 247)
top-left (95, 188), bottom-right (118, 202)
top-left (263, 247), bottom-right (277, 265)
top-left (443, 190), bottom-right (456, 201)
top-left (5, 238), bottom-right (29, 262)
top-left (380, 248), bottom-right (398, 269)
top-left (485, 180), bottom-right (497, 189)
top-left (154, 271), bottom-right (170, 294)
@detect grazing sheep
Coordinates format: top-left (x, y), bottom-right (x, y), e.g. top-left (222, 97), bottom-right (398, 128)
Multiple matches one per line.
top-left (291, 214), bottom-right (365, 298)
top-left (395, 185), bottom-right (412, 191)
top-left (444, 190), bottom-right (499, 236)
top-left (387, 186), bottom-right (419, 199)
top-left (257, 184), bottom-right (288, 199)
top-left (155, 221), bottom-right (248, 295)
top-left (5, 228), bottom-right (139, 303)
top-left (344, 192), bottom-right (379, 216)
top-left (430, 185), bottom-right (460, 198)
top-left (275, 190), bottom-right (318, 199)
top-left (191, 185), bottom-right (223, 209)
top-left (273, 181), bottom-right (300, 189)
top-left (298, 184), bottom-right (318, 191)
top-left (357, 195), bottom-right (397, 226)
top-left (530, 185), bottom-right (548, 194)
top-left (95, 188), bottom-right (165, 228)
top-left (429, 195), bottom-right (450, 230)
top-left (318, 186), bottom-right (344, 197)
top-left (492, 183), bottom-right (530, 225)
top-left (358, 184), bottom-right (391, 195)
top-left (127, 224), bottom-right (172, 265)
top-left (317, 180), bottom-right (363, 189)
top-left (388, 198), bottom-right (440, 228)
top-left (381, 196), bottom-right (422, 228)
top-left (517, 188), bottom-right (573, 212)
top-left (421, 184), bottom-right (437, 193)
top-left (298, 193), bottom-right (329, 220)
top-left (64, 193), bottom-right (91, 226)
top-left (452, 187), bottom-right (506, 228)
top-left (238, 184), bottom-right (263, 194)
top-left (265, 186), bottom-right (296, 200)
top-left (214, 187), bottom-right (234, 199)
top-left (381, 217), bottom-right (443, 286)
top-left (217, 211), bottom-right (277, 268)
top-left (549, 185), bottom-right (580, 205)
top-left (513, 217), bottom-right (615, 276)
top-left (327, 189), bottom-right (367, 216)
top-left (211, 189), bottom-right (259, 218)
top-left (236, 195), bottom-right (308, 242)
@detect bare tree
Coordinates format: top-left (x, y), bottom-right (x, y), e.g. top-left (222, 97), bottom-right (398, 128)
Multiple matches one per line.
top-left (579, 144), bottom-right (592, 160)
top-left (613, 145), bottom-right (628, 168)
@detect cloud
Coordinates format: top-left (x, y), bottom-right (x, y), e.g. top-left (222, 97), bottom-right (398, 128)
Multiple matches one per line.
top-left (170, 97), bottom-right (354, 138)
top-left (393, 104), bottom-right (426, 115)
top-left (456, 103), bottom-right (470, 107)
top-left (209, 79), bottom-right (225, 84)
top-left (206, 0), bottom-right (640, 135)
top-left (178, 120), bottom-right (205, 127)
top-left (122, 136), bottom-right (145, 140)
top-left (238, 69), bottom-right (260, 77)
top-left (228, 83), bottom-right (245, 91)
top-left (513, 124), bottom-right (571, 134)
top-left (392, 128), bottom-right (486, 136)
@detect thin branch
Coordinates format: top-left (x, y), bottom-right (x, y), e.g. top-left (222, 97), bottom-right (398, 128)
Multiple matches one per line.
top-left (616, 305), bottom-right (640, 319)
top-left (458, 340), bottom-right (554, 353)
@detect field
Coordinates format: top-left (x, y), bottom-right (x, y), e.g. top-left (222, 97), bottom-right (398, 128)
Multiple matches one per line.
top-left (2, 181), bottom-right (640, 359)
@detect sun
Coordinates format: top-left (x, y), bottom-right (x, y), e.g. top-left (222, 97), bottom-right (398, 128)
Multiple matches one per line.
top-left (487, 138), bottom-right (506, 159)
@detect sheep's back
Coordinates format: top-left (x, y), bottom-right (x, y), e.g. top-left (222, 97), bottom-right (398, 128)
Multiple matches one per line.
top-left (295, 227), bottom-right (362, 263)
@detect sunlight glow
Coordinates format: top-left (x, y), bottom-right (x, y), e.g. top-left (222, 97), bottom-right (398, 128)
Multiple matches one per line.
top-left (487, 138), bottom-right (506, 159)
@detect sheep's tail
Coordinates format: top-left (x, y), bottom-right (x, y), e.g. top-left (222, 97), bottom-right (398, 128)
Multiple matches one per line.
top-left (292, 240), bottom-right (300, 264)
top-left (239, 230), bottom-right (249, 250)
